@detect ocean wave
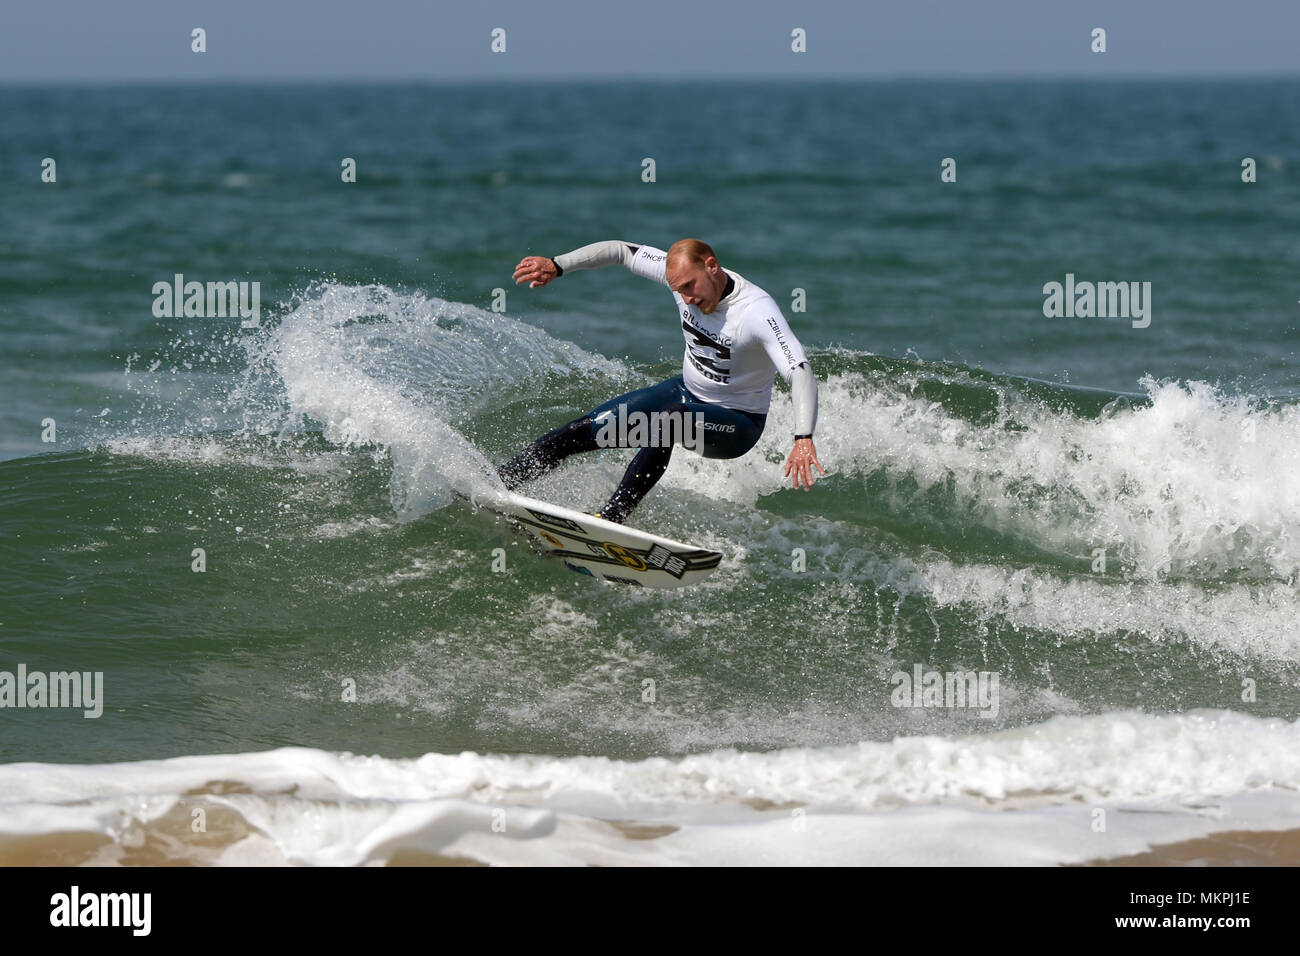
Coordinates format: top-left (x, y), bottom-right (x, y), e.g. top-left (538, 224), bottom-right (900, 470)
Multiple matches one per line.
top-left (2, 711), bottom-right (1296, 866)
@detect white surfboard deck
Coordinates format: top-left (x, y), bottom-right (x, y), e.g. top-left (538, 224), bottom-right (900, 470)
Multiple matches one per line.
top-left (465, 489), bottom-right (722, 588)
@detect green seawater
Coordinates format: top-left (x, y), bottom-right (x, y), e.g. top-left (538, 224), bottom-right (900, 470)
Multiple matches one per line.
top-left (1, 81), bottom-right (1298, 765)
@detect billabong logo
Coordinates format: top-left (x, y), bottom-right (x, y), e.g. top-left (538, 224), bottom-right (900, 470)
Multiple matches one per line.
top-left (681, 318), bottom-right (732, 384)
top-left (766, 316), bottom-right (797, 365)
top-left (681, 314), bottom-right (733, 347)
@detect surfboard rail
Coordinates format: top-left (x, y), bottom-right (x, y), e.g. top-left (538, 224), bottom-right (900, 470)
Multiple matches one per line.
top-left (466, 489), bottom-right (722, 588)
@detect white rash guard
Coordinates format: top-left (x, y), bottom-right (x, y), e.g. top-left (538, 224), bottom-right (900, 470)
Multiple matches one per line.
top-left (552, 241), bottom-right (818, 435)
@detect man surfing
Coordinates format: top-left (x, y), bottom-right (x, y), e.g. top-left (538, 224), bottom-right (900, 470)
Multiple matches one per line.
top-left (499, 238), bottom-right (823, 523)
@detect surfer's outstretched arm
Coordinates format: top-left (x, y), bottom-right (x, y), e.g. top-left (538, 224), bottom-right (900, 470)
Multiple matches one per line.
top-left (750, 307), bottom-right (825, 490)
top-left (784, 362), bottom-right (825, 491)
top-left (512, 241), bottom-right (669, 288)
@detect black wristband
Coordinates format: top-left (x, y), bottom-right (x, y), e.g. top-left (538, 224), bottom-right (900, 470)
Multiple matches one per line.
top-left (795, 434), bottom-right (812, 440)
top-left (550, 257), bottom-right (563, 277)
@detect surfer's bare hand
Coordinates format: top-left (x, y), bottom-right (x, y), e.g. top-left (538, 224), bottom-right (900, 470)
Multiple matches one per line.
top-left (513, 256), bottom-right (559, 288)
top-left (784, 437), bottom-right (825, 491)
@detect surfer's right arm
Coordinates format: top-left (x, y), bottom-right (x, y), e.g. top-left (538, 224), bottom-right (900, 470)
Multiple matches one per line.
top-left (512, 242), bottom-right (669, 288)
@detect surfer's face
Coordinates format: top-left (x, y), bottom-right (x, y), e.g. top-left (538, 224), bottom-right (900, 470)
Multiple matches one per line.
top-left (668, 257), bottom-right (726, 314)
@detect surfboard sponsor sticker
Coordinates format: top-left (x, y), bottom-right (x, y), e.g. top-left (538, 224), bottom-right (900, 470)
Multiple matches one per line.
top-left (603, 542), bottom-right (647, 571)
top-left (603, 575), bottom-right (644, 586)
top-left (538, 530), bottom-right (565, 548)
top-left (643, 543), bottom-right (689, 577)
top-left (476, 491), bottom-right (721, 587)
top-left (527, 509), bottom-right (586, 533)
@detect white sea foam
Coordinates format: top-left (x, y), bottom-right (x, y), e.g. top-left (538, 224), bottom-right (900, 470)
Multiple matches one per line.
top-left (662, 369), bottom-right (1300, 584)
top-left (245, 283), bottom-right (631, 518)
top-left (98, 296), bottom-right (1300, 679)
top-left (108, 289), bottom-right (1300, 592)
top-left (734, 517), bottom-right (1300, 663)
top-left (1, 711), bottom-right (1296, 865)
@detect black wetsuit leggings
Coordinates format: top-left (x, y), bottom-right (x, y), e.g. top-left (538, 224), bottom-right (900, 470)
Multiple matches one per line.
top-left (497, 376), bottom-right (766, 523)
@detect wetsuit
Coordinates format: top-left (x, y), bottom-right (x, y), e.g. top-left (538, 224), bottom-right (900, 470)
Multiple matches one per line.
top-left (499, 241), bottom-right (818, 522)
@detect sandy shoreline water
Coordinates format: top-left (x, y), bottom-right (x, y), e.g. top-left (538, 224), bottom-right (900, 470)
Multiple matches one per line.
top-left (4, 803), bottom-right (1298, 867)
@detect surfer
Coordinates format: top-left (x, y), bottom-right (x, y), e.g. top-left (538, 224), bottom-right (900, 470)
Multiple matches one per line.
top-left (499, 239), bottom-right (823, 523)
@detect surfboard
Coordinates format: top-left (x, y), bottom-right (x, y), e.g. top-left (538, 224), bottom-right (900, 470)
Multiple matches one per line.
top-left (466, 489), bottom-right (722, 588)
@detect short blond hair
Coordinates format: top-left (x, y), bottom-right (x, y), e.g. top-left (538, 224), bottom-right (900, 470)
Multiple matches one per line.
top-left (666, 238), bottom-right (718, 269)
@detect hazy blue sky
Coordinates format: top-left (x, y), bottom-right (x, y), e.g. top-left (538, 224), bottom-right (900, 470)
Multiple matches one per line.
top-left (2, 0), bottom-right (1297, 81)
